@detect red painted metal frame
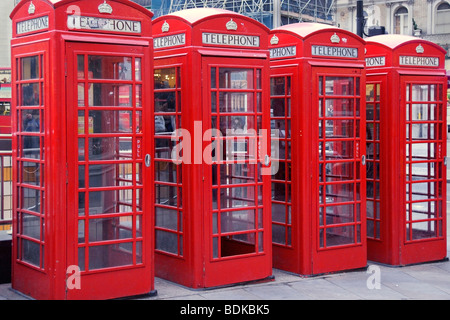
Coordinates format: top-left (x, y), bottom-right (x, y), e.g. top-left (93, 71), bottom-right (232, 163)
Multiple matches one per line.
top-left (365, 35), bottom-right (447, 266)
top-left (269, 23), bottom-right (367, 276)
top-left (10, 0), bottom-right (154, 300)
top-left (152, 8), bottom-right (272, 289)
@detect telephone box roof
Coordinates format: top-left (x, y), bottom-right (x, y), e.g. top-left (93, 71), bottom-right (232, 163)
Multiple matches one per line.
top-left (366, 34), bottom-right (446, 54)
top-left (153, 7), bottom-right (270, 31)
top-left (271, 22), bottom-right (364, 43)
top-left (11, 0), bottom-right (153, 19)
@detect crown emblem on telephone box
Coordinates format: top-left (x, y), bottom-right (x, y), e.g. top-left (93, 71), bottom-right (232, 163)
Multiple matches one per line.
top-left (162, 21), bottom-right (170, 33)
top-left (330, 33), bottom-right (340, 44)
top-left (270, 35), bottom-right (279, 45)
top-left (416, 44), bottom-right (424, 54)
top-left (226, 19), bottom-right (238, 31)
top-left (28, 1), bottom-right (36, 15)
top-left (98, 1), bottom-right (113, 14)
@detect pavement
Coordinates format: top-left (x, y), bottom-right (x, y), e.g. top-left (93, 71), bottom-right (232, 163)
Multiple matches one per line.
top-left (1, 142), bottom-right (450, 301)
top-left (2, 251), bottom-right (450, 301)
top-left (1, 212), bottom-right (449, 301)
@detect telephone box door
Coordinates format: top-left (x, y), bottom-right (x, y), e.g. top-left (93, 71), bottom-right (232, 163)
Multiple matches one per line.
top-left (312, 66), bottom-right (366, 274)
top-left (401, 76), bottom-right (447, 263)
top-left (269, 66), bottom-right (297, 270)
top-left (65, 42), bottom-right (153, 299)
top-left (202, 56), bottom-right (272, 286)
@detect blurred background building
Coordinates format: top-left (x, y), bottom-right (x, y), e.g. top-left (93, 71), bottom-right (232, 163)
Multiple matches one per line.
top-left (336, 0), bottom-right (450, 69)
top-left (133, 0), bottom-right (336, 29)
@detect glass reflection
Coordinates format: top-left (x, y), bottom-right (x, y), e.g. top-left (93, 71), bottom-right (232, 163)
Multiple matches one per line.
top-left (88, 56), bottom-right (132, 80)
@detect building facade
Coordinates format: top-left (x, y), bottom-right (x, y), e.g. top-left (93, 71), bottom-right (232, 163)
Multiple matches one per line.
top-left (0, 0), bottom-right (16, 68)
top-left (336, 0), bottom-right (450, 69)
top-left (141, 0), bottom-right (336, 29)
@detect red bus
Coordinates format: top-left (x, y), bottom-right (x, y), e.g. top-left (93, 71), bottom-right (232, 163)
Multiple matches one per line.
top-left (0, 68), bottom-right (11, 135)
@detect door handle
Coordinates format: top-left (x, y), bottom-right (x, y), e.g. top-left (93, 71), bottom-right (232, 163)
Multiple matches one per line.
top-left (264, 154), bottom-right (270, 167)
top-left (145, 154), bottom-right (151, 167)
top-left (361, 155), bottom-right (366, 166)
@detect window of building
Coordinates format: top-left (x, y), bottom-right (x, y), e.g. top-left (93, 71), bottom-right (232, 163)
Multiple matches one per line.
top-left (435, 2), bottom-right (450, 34)
top-left (394, 6), bottom-right (409, 35)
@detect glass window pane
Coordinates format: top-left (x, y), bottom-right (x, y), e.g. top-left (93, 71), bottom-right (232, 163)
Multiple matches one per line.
top-left (211, 67), bottom-right (216, 89)
top-left (411, 104), bottom-right (436, 121)
top-left (324, 183), bottom-right (355, 203)
top-left (155, 92), bottom-right (176, 112)
top-left (89, 243), bottom-right (133, 270)
top-left (412, 84), bottom-right (429, 101)
top-left (78, 220), bottom-right (85, 243)
top-left (88, 190), bottom-right (132, 215)
top-left (21, 187), bottom-right (40, 213)
top-left (155, 229), bottom-right (178, 254)
top-left (271, 98), bottom-right (285, 117)
top-left (87, 110), bottom-right (133, 134)
top-left (366, 84), bottom-right (375, 101)
top-left (219, 92), bottom-right (254, 113)
top-left (219, 115), bottom-right (256, 134)
top-left (325, 77), bottom-right (354, 96)
top-left (411, 123), bottom-right (435, 140)
top-left (136, 84), bottom-right (142, 108)
top-left (88, 163), bottom-right (133, 188)
top-left (21, 239), bottom-right (40, 267)
top-left (325, 119), bottom-right (353, 138)
top-left (88, 137), bottom-right (131, 161)
top-left (135, 58), bottom-right (141, 81)
top-left (155, 115), bottom-right (176, 135)
top-left (21, 83), bottom-right (40, 106)
top-left (324, 162), bottom-right (354, 181)
top-left (271, 77), bottom-right (285, 96)
top-left (21, 56), bottom-right (39, 80)
top-left (272, 182), bottom-right (285, 201)
top-left (154, 68), bottom-right (176, 89)
top-left (77, 55), bottom-right (85, 79)
top-left (88, 216), bottom-right (133, 242)
top-left (272, 203), bottom-right (286, 223)
top-left (325, 98), bottom-right (354, 117)
top-left (155, 138), bottom-right (176, 160)
top-left (89, 83), bottom-right (132, 106)
top-left (410, 221), bottom-right (437, 240)
top-left (220, 209), bottom-right (255, 233)
top-left (155, 185), bottom-right (178, 207)
top-left (88, 56), bottom-right (132, 80)
top-left (220, 163), bottom-right (255, 185)
top-left (21, 212), bottom-right (40, 240)
top-left (22, 162), bottom-right (40, 186)
top-left (219, 68), bottom-right (253, 89)
top-left (325, 140), bottom-right (354, 159)
top-left (155, 207), bottom-right (178, 230)
top-left (220, 234), bottom-right (255, 257)
top-left (21, 109), bottom-right (40, 132)
top-left (325, 225), bottom-right (355, 247)
top-left (155, 161), bottom-right (177, 183)
top-left (325, 204), bottom-right (354, 224)
top-left (220, 186), bottom-right (256, 209)
top-left (411, 143), bottom-right (435, 161)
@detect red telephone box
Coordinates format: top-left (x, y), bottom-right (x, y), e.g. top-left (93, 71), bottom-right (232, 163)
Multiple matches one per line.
top-left (10, 0), bottom-right (155, 299)
top-left (152, 8), bottom-right (273, 288)
top-left (365, 35), bottom-right (447, 266)
top-left (269, 23), bottom-right (367, 275)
